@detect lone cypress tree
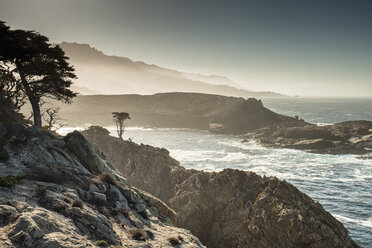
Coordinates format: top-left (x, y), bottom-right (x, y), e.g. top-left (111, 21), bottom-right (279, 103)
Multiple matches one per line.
top-left (112, 112), bottom-right (131, 140)
top-left (0, 21), bottom-right (76, 128)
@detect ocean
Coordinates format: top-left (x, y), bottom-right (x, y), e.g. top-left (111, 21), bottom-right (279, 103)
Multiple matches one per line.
top-left (58, 97), bottom-right (372, 247)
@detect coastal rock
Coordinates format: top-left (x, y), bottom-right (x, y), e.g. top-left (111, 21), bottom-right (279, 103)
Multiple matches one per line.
top-left (245, 121), bottom-right (372, 155)
top-left (0, 125), bottom-right (204, 248)
top-left (83, 126), bottom-right (361, 248)
top-left (209, 98), bottom-right (304, 135)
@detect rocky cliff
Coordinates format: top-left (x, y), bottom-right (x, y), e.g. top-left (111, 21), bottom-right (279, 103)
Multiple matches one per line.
top-left (82, 126), bottom-right (362, 248)
top-left (209, 98), bottom-right (304, 134)
top-left (0, 123), bottom-right (204, 247)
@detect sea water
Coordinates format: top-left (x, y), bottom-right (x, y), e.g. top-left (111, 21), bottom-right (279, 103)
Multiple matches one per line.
top-left (58, 97), bottom-right (372, 246)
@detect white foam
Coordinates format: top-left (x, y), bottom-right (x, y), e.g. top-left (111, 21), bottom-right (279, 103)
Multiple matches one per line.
top-left (57, 126), bottom-right (86, 136)
top-left (316, 122), bottom-right (333, 126)
top-left (334, 214), bottom-right (372, 229)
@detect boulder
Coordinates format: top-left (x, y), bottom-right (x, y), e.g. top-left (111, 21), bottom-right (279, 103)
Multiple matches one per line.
top-left (0, 204), bottom-right (19, 224)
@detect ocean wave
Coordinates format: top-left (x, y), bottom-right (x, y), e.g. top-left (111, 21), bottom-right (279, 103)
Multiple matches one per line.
top-left (169, 149), bottom-right (249, 162)
top-left (316, 122), bottom-right (333, 126)
top-left (57, 127), bottom-right (86, 136)
top-left (334, 214), bottom-right (372, 229)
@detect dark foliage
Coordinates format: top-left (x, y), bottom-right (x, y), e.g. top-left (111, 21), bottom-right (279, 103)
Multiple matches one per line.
top-left (96, 173), bottom-right (119, 187)
top-left (130, 228), bottom-right (147, 241)
top-left (72, 199), bottom-right (84, 209)
top-left (112, 112), bottom-right (130, 140)
top-left (97, 206), bottom-right (111, 217)
top-left (34, 185), bottom-right (47, 198)
top-left (168, 237), bottom-right (181, 246)
top-left (0, 21), bottom-right (77, 128)
top-left (0, 175), bottom-right (27, 187)
top-left (146, 230), bottom-right (155, 240)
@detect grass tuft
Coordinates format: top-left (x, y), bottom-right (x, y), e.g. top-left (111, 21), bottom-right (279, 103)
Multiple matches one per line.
top-left (94, 240), bottom-right (108, 247)
top-left (0, 175), bottom-right (27, 187)
top-left (96, 173), bottom-right (119, 187)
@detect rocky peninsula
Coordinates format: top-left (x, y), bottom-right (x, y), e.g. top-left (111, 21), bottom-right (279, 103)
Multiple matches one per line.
top-left (49, 92), bottom-right (372, 156)
top-left (207, 97), bottom-right (372, 155)
top-left (82, 126), bottom-right (362, 248)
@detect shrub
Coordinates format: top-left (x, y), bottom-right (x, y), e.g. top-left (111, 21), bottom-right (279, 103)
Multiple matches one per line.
top-left (94, 240), bottom-right (108, 247)
top-left (0, 175), bottom-right (27, 187)
top-left (130, 228), bottom-right (147, 241)
top-left (96, 173), bottom-right (119, 187)
top-left (98, 206), bottom-right (111, 217)
top-left (168, 237), bottom-right (181, 246)
top-left (34, 186), bottom-right (47, 198)
top-left (146, 230), bottom-right (155, 240)
top-left (72, 199), bottom-right (84, 209)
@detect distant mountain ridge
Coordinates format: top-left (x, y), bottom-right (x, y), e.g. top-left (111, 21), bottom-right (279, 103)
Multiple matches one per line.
top-left (60, 42), bottom-right (285, 98)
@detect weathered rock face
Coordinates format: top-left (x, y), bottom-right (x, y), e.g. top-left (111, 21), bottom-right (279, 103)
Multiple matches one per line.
top-left (83, 126), bottom-right (197, 202)
top-left (82, 127), bottom-right (362, 248)
top-left (0, 124), bottom-right (204, 248)
top-left (171, 169), bottom-right (359, 248)
top-left (244, 121), bottom-right (372, 155)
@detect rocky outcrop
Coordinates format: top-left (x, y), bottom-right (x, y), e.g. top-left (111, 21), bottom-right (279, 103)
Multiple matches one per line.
top-left (0, 123), bottom-right (204, 247)
top-left (209, 98), bottom-right (304, 134)
top-left (82, 126), bottom-right (197, 202)
top-left (82, 126), bottom-right (362, 248)
top-left (243, 121), bottom-right (372, 155)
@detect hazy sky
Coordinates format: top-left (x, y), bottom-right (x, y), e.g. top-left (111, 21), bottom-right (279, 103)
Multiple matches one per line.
top-left (1, 0), bottom-right (371, 97)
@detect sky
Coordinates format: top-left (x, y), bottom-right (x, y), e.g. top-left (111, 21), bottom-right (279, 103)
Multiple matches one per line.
top-left (0, 0), bottom-right (371, 97)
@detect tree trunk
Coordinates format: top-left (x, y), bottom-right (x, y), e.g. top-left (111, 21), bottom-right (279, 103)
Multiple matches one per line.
top-left (119, 121), bottom-right (123, 140)
top-left (15, 60), bottom-right (42, 128)
top-left (31, 101), bottom-right (42, 128)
